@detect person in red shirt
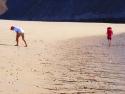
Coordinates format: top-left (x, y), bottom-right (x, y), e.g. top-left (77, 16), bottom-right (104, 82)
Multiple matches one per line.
top-left (107, 27), bottom-right (113, 47)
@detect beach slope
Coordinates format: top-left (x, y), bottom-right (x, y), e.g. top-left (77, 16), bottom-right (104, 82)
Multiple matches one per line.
top-left (0, 20), bottom-right (125, 94)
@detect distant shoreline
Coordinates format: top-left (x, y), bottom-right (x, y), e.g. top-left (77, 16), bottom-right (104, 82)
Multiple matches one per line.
top-left (1, 18), bottom-right (125, 23)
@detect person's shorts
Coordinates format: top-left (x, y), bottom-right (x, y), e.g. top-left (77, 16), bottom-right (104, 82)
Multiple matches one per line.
top-left (17, 32), bottom-right (24, 37)
top-left (107, 36), bottom-right (112, 40)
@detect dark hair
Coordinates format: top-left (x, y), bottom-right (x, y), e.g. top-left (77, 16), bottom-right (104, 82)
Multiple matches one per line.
top-left (10, 26), bottom-right (14, 30)
top-left (107, 27), bottom-right (112, 29)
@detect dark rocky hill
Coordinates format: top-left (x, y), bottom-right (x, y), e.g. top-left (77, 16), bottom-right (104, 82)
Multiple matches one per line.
top-left (1, 0), bottom-right (125, 22)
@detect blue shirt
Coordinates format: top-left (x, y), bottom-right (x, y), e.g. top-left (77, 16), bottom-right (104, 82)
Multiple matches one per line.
top-left (13, 26), bottom-right (24, 33)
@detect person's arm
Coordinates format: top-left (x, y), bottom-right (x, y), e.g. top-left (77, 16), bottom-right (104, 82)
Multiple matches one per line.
top-left (112, 31), bottom-right (113, 35)
top-left (106, 30), bottom-right (108, 36)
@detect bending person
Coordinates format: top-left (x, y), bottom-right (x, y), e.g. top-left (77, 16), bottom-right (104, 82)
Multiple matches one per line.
top-left (10, 26), bottom-right (27, 47)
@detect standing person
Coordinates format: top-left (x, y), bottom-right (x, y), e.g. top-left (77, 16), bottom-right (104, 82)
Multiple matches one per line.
top-left (107, 27), bottom-right (113, 47)
top-left (10, 26), bottom-right (27, 47)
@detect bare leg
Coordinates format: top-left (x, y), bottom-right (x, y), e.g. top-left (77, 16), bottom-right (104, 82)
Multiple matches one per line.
top-left (109, 40), bottom-right (111, 47)
top-left (108, 40), bottom-right (111, 47)
top-left (15, 33), bottom-right (20, 46)
top-left (21, 33), bottom-right (27, 47)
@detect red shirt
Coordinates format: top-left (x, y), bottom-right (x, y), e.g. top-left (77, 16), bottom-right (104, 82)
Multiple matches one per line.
top-left (107, 29), bottom-right (113, 37)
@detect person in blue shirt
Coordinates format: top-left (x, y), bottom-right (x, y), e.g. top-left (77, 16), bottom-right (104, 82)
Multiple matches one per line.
top-left (10, 26), bottom-right (27, 47)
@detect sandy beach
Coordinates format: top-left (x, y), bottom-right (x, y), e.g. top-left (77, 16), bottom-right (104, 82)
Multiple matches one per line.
top-left (0, 20), bottom-right (125, 94)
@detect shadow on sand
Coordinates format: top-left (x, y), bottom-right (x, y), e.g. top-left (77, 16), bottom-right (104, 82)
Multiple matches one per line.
top-left (0, 43), bottom-right (14, 46)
